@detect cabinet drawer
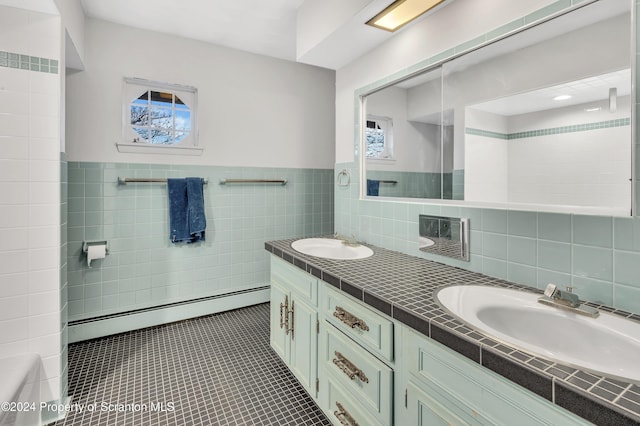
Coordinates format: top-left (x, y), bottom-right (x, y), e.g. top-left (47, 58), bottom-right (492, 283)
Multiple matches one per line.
top-left (323, 285), bottom-right (393, 361)
top-left (322, 322), bottom-right (393, 425)
top-left (326, 372), bottom-right (384, 426)
top-left (271, 256), bottom-right (317, 306)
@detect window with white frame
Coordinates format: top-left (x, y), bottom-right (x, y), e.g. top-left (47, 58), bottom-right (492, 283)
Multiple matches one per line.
top-left (118, 78), bottom-right (201, 155)
top-left (365, 115), bottom-right (393, 160)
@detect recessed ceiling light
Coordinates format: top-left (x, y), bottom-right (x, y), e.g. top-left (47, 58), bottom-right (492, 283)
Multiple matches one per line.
top-left (585, 107), bottom-right (601, 112)
top-left (366, 0), bottom-right (446, 32)
top-left (553, 95), bottom-right (572, 101)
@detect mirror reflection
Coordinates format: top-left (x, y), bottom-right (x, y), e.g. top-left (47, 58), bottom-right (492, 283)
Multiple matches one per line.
top-left (362, 0), bottom-right (632, 216)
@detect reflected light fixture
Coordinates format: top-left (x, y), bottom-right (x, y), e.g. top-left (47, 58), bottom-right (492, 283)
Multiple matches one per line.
top-left (366, 0), bottom-right (446, 32)
top-left (553, 94), bottom-right (572, 101)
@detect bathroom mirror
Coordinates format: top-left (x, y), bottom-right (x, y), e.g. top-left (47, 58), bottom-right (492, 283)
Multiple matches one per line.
top-left (361, 0), bottom-right (633, 216)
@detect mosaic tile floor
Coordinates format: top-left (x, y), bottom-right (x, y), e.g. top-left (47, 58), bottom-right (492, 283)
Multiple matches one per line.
top-left (55, 304), bottom-right (330, 426)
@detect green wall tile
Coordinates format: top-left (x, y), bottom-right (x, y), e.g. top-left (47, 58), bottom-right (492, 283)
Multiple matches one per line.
top-left (538, 240), bottom-right (571, 273)
top-left (614, 217), bottom-right (640, 251)
top-left (573, 245), bottom-right (613, 281)
top-left (614, 251), bottom-right (640, 287)
top-left (613, 284), bottom-right (640, 313)
top-left (572, 276), bottom-right (613, 306)
top-left (482, 209), bottom-right (508, 233)
top-left (483, 257), bottom-right (508, 279)
top-left (507, 263), bottom-right (537, 287)
top-left (483, 233), bottom-right (507, 260)
top-left (507, 236), bottom-right (537, 266)
top-left (573, 215), bottom-right (612, 248)
top-left (538, 213), bottom-right (571, 242)
top-left (508, 211), bottom-right (537, 237)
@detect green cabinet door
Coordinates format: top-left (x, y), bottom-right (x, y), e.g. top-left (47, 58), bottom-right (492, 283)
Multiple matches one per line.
top-left (289, 297), bottom-right (318, 395)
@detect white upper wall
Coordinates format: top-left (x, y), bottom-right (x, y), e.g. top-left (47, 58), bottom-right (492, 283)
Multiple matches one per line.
top-left (66, 18), bottom-right (336, 168)
top-left (296, 0), bottom-right (370, 60)
top-left (335, 0), bottom-right (558, 163)
top-left (53, 0), bottom-right (85, 68)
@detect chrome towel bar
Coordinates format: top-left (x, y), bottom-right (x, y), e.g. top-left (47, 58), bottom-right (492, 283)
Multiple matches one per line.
top-left (219, 179), bottom-right (287, 185)
top-left (118, 177), bottom-right (209, 185)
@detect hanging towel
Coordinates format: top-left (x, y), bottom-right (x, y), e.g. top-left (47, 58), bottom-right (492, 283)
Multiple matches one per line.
top-left (367, 179), bottom-right (380, 196)
top-left (168, 177), bottom-right (206, 243)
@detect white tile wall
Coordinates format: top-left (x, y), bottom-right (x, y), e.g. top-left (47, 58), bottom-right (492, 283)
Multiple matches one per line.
top-left (0, 5), bottom-right (62, 405)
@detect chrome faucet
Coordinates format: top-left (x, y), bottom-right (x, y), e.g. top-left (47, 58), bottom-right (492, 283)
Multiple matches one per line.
top-left (334, 233), bottom-right (359, 247)
top-left (538, 283), bottom-right (599, 317)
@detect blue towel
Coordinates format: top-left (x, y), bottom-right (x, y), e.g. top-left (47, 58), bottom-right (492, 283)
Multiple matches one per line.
top-left (168, 177), bottom-right (206, 243)
top-left (367, 179), bottom-right (380, 196)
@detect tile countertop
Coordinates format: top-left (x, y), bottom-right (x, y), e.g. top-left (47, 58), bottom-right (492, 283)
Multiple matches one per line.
top-left (265, 238), bottom-right (640, 426)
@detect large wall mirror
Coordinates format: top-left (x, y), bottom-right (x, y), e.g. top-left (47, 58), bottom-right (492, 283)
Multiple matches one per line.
top-left (361, 0), bottom-right (633, 216)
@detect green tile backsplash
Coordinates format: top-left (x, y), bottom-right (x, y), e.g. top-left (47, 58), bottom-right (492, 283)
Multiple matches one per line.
top-left (67, 162), bottom-right (334, 321)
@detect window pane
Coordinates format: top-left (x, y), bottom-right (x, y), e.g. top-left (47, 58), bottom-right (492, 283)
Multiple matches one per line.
top-left (150, 129), bottom-right (172, 144)
top-left (130, 105), bottom-right (149, 126)
top-left (175, 109), bottom-right (191, 131)
top-left (174, 132), bottom-right (188, 143)
top-left (132, 127), bottom-right (150, 142)
top-left (150, 107), bottom-right (173, 128)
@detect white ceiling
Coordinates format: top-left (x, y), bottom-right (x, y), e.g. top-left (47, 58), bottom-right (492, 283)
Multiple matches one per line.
top-left (80, 0), bottom-right (306, 62)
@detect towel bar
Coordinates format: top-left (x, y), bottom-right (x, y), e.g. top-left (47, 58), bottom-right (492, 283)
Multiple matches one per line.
top-left (118, 177), bottom-right (209, 185)
top-left (219, 179), bottom-right (287, 185)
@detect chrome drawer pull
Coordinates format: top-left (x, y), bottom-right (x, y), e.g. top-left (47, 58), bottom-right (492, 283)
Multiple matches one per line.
top-left (332, 351), bottom-right (369, 383)
top-left (333, 306), bottom-right (370, 332)
top-left (334, 402), bottom-right (359, 426)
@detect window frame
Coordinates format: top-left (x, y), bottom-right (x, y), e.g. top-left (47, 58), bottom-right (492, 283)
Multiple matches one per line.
top-left (117, 77), bottom-right (202, 156)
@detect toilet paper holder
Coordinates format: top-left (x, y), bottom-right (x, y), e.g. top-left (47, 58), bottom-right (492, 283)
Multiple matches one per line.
top-left (82, 240), bottom-right (109, 255)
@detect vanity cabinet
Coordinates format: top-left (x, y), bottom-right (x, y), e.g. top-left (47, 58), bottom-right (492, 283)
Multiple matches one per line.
top-left (269, 257), bottom-right (319, 399)
top-left (398, 327), bottom-right (591, 426)
top-left (318, 285), bottom-right (394, 426)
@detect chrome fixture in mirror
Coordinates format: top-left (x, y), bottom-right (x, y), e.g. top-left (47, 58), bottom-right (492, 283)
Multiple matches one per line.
top-left (419, 215), bottom-right (469, 261)
top-left (361, 0), bottom-right (633, 217)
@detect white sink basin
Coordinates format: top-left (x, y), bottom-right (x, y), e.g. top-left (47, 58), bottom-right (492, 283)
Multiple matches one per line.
top-left (436, 285), bottom-right (640, 383)
top-left (291, 238), bottom-right (373, 260)
top-left (419, 236), bottom-right (435, 248)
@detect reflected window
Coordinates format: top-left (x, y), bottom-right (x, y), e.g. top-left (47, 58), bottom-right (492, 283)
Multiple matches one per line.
top-left (366, 115), bottom-right (393, 159)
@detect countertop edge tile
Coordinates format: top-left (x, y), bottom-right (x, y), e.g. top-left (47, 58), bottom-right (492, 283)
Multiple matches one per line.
top-left (392, 305), bottom-right (430, 336)
top-left (431, 322), bottom-right (481, 363)
top-left (482, 347), bottom-right (553, 401)
top-left (555, 381), bottom-right (640, 425)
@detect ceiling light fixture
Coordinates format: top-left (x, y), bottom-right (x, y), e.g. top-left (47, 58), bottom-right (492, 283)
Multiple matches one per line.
top-left (553, 95), bottom-right (572, 101)
top-left (366, 0), bottom-right (446, 32)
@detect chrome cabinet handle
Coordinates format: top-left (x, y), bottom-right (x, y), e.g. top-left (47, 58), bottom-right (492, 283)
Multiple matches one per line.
top-left (283, 295), bottom-right (290, 335)
top-left (334, 402), bottom-right (359, 426)
top-left (333, 306), bottom-right (370, 332)
top-left (279, 300), bottom-right (285, 329)
top-left (290, 300), bottom-right (295, 340)
top-left (332, 351), bottom-right (369, 383)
